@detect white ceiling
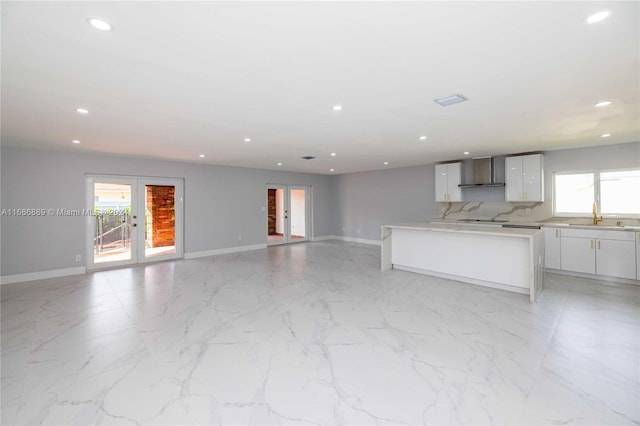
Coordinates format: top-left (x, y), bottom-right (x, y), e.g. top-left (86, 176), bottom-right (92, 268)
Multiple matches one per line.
top-left (2, 1), bottom-right (639, 174)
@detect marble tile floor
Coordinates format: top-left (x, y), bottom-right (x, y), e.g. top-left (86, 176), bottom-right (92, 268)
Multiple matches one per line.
top-left (1, 240), bottom-right (639, 425)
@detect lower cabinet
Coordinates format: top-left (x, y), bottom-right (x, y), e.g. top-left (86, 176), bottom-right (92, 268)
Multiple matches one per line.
top-left (596, 239), bottom-right (636, 280)
top-left (543, 227), bottom-right (561, 269)
top-left (559, 228), bottom-right (636, 280)
top-left (560, 236), bottom-right (595, 274)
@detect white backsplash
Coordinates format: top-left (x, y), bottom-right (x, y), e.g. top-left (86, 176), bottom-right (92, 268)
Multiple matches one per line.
top-left (439, 201), bottom-right (640, 226)
top-left (439, 201), bottom-right (550, 222)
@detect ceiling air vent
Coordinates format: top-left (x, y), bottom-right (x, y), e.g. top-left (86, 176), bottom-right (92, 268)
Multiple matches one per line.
top-left (301, 156), bottom-right (316, 160)
top-left (434, 94), bottom-right (468, 107)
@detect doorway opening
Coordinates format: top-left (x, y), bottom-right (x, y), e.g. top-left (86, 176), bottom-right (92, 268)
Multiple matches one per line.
top-left (266, 185), bottom-right (310, 245)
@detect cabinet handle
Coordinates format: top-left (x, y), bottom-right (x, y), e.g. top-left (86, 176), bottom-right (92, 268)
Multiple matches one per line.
top-left (590, 240), bottom-right (594, 249)
top-left (598, 240), bottom-right (601, 250)
top-left (555, 229), bottom-right (558, 238)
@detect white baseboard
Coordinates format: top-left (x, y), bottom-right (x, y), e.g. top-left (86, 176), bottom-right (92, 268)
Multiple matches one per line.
top-left (1, 266), bottom-right (87, 285)
top-left (545, 269), bottom-right (639, 286)
top-left (184, 243), bottom-right (267, 259)
top-left (310, 235), bottom-right (337, 242)
top-left (311, 235), bottom-right (381, 246)
top-left (337, 236), bottom-right (381, 246)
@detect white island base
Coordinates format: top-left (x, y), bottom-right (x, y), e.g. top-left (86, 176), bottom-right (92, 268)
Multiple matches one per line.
top-left (381, 223), bottom-right (545, 302)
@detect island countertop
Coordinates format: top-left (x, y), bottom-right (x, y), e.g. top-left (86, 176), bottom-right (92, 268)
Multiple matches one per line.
top-left (382, 222), bottom-right (542, 237)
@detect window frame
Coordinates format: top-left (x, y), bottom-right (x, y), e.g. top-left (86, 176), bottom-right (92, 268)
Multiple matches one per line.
top-left (553, 168), bottom-right (640, 218)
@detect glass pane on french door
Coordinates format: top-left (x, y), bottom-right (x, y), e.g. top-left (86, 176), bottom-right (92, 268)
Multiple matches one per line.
top-left (289, 188), bottom-right (307, 240)
top-left (144, 184), bottom-right (177, 258)
top-left (93, 182), bottom-right (134, 265)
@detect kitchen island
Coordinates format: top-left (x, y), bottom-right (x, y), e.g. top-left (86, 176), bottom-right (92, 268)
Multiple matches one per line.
top-left (381, 222), bottom-right (545, 302)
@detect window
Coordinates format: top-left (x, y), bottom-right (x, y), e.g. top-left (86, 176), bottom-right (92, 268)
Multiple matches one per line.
top-left (554, 169), bottom-right (640, 216)
top-left (600, 170), bottom-right (640, 215)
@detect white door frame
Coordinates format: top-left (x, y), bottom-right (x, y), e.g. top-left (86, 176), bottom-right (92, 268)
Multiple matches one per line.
top-left (266, 184), bottom-right (311, 246)
top-left (86, 175), bottom-right (184, 270)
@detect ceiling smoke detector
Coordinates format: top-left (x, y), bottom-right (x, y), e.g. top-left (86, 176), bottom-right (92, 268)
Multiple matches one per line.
top-left (434, 94), bottom-right (468, 107)
top-left (301, 156), bottom-right (316, 160)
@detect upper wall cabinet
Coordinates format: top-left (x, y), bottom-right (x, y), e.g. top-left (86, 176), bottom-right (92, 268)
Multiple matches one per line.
top-left (505, 154), bottom-right (544, 202)
top-left (435, 162), bottom-right (462, 202)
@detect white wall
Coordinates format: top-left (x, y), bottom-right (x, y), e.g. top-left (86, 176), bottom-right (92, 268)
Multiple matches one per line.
top-left (334, 164), bottom-right (438, 241)
top-left (0, 147), bottom-right (336, 276)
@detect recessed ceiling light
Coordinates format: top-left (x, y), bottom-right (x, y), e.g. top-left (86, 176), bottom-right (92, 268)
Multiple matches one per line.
top-left (383, 161), bottom-right (389, 165)
top-left (244, 138), bottom-right (251, 142)
top-left (435, 94), bottom-right (468, 107)
top-left (332, 105), bottom-right (342, 111)
top-left (594, 100), bottom-right (612, 107)
top-left (330, 168), bottom-right (335, 172)
top-left (277, 162), bottom-right (282, 166)
top-left (76, 108), bottom-right (89, 114)
top-left (88, 18), bottom-right (113, 32)
top-left (463, 151), bottom-right (470, 155)
top-left (72, 140), bottom-right (81, 144)
top-left (584, 10), bottom-right (610, 24)
top-left (419, 136), bottom-right (427, 140)
top-left (330, 152), bottom-right (337, 156)
top-left (199, 154), bottom-right (205, 158)
top-left (601, 133), bottom-right (611, 138)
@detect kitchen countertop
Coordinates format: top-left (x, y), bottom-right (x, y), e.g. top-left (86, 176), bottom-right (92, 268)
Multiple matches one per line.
top-left (428, 218), bottom-right (640, 232)
top-left (383, 222), bottom-right (542, 238)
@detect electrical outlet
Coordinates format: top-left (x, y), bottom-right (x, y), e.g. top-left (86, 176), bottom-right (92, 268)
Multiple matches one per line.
top-left (75, 254), bottom-right (81, 262)
top-left (356, 228), bottom-right (361, 234)
top-left (237, 234), bottom-right (242, 241)
top-left (260, 206), bottom-right (265, 212)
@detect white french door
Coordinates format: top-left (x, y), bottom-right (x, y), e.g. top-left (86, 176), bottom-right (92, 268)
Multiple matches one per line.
top-left (266, 185), bottom-right (310, 245)
top-left (86, 175), bottom-right (184, 270)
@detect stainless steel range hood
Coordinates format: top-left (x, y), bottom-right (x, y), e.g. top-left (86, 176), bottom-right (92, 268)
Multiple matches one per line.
top-left (458, 157), bottom-right (506, 188)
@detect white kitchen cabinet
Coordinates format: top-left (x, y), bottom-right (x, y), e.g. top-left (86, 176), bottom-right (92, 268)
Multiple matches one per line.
top-left (435, 162), bottom-right (462, 202)
top-left (596, 238), bottom-right (636, 280)
top-left (560, 235), bottom-right (595, 274)
top-left (505, 154), bottom-right (544, 202)
top-left (560, 228), bottom-right (637, 280)
top-left (543, 227), bottom-right (561, 269)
